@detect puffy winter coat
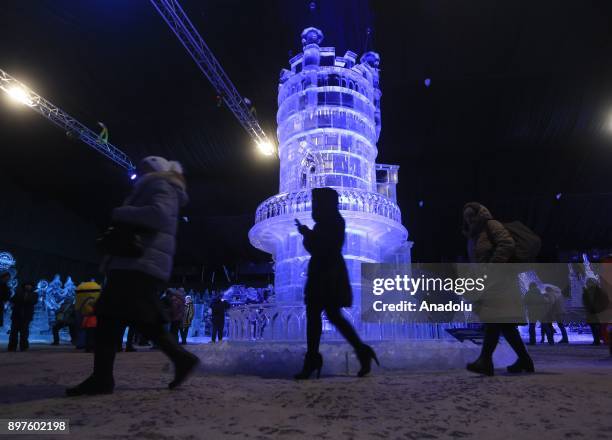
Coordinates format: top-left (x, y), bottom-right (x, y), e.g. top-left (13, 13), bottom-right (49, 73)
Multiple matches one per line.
top-left (463, 202), bottom-right (523, 323)
top-left (105, 171), bottom-right (188, 281)
top-left (10, 288), bottom-right (38, 324)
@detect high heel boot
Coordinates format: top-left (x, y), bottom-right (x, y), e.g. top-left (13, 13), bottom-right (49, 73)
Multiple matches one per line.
top-left (294, 352), bottom-right (323, 380)
top-left (356, 344), bottom-right (379, 377)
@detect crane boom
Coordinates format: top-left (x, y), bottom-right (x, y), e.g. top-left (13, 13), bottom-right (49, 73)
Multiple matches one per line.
top-left (0, 68), bottom-right (134, 171)
top-left (149, 0), bottom-right (271, 146)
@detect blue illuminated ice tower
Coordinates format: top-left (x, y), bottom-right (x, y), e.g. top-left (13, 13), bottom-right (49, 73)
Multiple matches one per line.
top-left (249, 27), bottom-right (410, 337)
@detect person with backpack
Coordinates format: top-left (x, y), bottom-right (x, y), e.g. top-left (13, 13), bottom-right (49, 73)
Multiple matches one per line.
top-left (462, 202), bottom-right (536, 376)
top-left (52, 298), bottom-right (77, 345)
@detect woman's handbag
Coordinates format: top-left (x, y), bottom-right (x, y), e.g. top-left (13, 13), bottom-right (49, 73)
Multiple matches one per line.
top-left (96, 224), bottom-right (145, 258)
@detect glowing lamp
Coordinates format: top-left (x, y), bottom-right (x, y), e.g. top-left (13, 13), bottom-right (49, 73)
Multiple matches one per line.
top-left (256, 140), bottom-right (275, 156)
top-left (2, 85), bottom-right (33, 106)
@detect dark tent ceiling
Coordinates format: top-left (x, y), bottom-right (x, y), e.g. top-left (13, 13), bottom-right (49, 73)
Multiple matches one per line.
top-left (1, 0), bottom-right (611, 266)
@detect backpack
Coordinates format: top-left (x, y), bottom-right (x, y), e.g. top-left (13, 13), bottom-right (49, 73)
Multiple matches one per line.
top-left (501, 221), bottom-right (542, 262)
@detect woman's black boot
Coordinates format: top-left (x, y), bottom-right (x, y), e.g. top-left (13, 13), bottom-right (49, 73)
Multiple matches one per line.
top-left (466, 357), bottom-right (494, 376)
top-left (294, 352), bottom-right (323, 380)
top-left (506, 357), bottom-right (535, 373)
top-left (356, 344), bottom-right (379, 377)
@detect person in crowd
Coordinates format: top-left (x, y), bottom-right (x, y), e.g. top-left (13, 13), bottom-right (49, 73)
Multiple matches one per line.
top-left (167, 288), bottom-right (185, 343)
top-left (462, 202), bottom-right (534, 376)
top-left (0, 271), bottom-right (11, 328)
top-left (295, 188), bottom-right (378, 379)
top-left (67, 156), bottom-right (199, 397)
top-left (582, 277), bottom-right (608, 346)
top-left (210, 294), bottom-right (230, 343)
top-left (7, 282), bottom-right (38, 352)
top-left (180, 295), bottom-right (194, 345)
top-left (52, 298), bottom-right (77, 345)
top-left (524, 282), bottom-right (554, 345)
top-left (543, 285), bottom-right (569, 344)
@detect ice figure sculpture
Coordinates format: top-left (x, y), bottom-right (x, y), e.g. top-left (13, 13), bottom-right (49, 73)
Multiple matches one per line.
top-left (247, 27), bottom-right (411, 340)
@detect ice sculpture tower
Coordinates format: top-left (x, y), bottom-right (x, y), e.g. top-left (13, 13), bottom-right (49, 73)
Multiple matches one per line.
top-left (249, 28), bottom-right (410, 336)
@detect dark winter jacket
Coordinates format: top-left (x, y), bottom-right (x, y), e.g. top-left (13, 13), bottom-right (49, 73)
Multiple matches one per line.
top-left (10, 287), bottom-right (38, 324)
top-left (582, 283), bottom-right (609, 323)
top-left (105, 171), bottom-right (188, 281)
top-left (462, 202), bottom-right (522, 323)
top-left (463, 203), bottom-right (515, 263)
top-left (210, 298), bottom-right (230, 323)
top-left (523, 286), bottom-right (551, 323)
top-left (168, 289), bottom-right (185, 322)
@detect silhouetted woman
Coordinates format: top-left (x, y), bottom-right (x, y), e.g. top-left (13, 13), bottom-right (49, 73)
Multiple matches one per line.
top-left (67, 156), bottom-right (199, 396)
top-left (462, 202), bottom-right (534, 376)
top-left (295, 187), bottom-right (378, 379)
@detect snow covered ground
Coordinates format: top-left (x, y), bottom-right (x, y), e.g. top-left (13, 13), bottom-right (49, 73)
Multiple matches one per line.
top-left (1, 342), bottom-right (611, 439)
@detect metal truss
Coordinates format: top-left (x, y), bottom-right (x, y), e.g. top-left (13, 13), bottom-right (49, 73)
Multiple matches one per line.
top-left (150, 0), bottom-right (271, 146)
top-left (0, 68), bottom-right (134, 171)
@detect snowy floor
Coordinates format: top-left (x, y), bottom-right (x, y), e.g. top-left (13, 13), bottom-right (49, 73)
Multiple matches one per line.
top-left (1, 342), bottom-right (611, 439)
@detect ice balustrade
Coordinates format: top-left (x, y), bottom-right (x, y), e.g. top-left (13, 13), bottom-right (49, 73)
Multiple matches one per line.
top-left (254, 189), bottom-right (402, 224)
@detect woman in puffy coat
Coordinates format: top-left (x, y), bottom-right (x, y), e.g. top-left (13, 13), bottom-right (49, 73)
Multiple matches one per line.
top-left (67, 156), bottom-right (199, 396)
top-left (462, 202), bottom-right (534, 376)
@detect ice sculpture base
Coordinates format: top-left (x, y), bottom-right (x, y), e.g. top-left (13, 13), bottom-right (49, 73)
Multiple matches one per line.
top-left (190, 340), bottom-right (515, 377)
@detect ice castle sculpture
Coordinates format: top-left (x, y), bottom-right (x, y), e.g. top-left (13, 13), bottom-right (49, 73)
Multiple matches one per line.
top-left (246, 27), bottom-right (411, 340)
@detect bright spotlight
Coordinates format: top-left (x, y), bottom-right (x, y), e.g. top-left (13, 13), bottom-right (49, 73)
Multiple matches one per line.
top-left (2, 85), bottom-right (33, 106)
top-left (256, 140), bottom-right (275, 156)
top-left (130, 173), bottom-right (137, 180)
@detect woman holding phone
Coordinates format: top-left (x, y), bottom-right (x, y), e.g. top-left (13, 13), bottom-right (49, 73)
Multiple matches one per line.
top-left (294, 187), bottom-right (378, 379)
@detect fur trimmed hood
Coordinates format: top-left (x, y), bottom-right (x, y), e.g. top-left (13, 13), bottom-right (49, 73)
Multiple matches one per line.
top-left (132, 171), bottom-right (188, 208)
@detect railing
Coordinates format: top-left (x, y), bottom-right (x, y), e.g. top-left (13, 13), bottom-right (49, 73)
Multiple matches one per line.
top-left (254, 189), bottom-right (402, 224)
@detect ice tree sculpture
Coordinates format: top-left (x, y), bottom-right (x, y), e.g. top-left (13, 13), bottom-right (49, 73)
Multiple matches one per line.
top-left (248, 27), bottom-right (411, 339)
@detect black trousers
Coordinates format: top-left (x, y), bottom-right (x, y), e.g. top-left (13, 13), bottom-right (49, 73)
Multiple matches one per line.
top-left (555, 322), bottom-right (569, 342)
top-left (0, 301), bottom-right (5, 327)
top-left (529, 322), bottom-right (554, 344)
top-left (480, 323), bottom-right (531, 361)
top-left (306, 303), bottom-right (363, 355)
top-left (179, 327), bottom-right (189, 344)
top-left (53, 321), bottom-right (78, 344)
top-left (91, 270), bottom-right (191, 383)
top-left (589, 323), bottom-right (601, 344)
top-left (8, 319), bottom-right (31, 351)
top-left (211, 321), bottom-right (224, 342)
top-left (93, 316), bottom-right (190, 383)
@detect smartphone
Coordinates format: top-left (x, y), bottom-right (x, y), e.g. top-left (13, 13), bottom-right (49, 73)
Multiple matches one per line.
top-left (294, 219), bottom-right (302, 227)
